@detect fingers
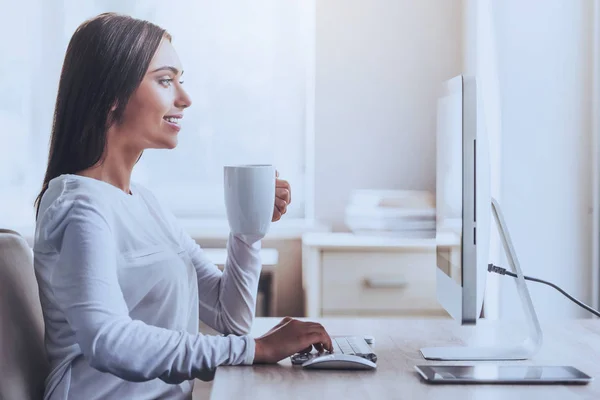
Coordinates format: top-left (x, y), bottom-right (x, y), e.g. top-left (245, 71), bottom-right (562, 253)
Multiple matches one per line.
top-left (272, 209), bottom-right (282, 222)
top-left (305, 323), bottom-right (333, 353)
top-left (272, 197), bottom-right (287, 222)
top-left (272, 174), bottom-right (291, 224)
top-left (275, 178), bottom-right (290, 189)
top-left (299, 345), bottom-right (313, 354)
top-left (276, 187), bottom-right (291, 204)
top-left (306, 332), bottom-right (333, 354)
top-left (314, 343), bottom-right (325, 354)
top-left (299, 343), bottom-right (324, 354)
top-left (275, 178), bottom-right (291, 204)
top-left (275, 197), bottom-right (287, 214)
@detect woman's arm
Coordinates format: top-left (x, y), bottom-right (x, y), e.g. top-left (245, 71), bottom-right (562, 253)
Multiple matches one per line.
top-left (50, 203), bottom-right (254, 383)
top-left (183, 231), bottom-right (262, 336)
top-left (139, 184), bottom-right (262, 336)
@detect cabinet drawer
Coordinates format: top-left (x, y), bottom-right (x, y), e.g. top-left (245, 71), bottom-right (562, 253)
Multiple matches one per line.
top-left (321, 250), bottom-right (443, 314)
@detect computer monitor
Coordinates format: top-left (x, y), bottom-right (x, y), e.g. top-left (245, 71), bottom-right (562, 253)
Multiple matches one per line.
top-left (421, 74), bottom-right (542, 361)
top-left (434, 74), bottom-right (491, 325)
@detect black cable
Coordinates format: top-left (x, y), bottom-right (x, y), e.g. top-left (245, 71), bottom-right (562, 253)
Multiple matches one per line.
top-left (488, 264), bottom-right (600, 318)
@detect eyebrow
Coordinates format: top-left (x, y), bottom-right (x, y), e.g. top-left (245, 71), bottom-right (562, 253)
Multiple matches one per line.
top-left (150, 66), bottom-right (184, 75)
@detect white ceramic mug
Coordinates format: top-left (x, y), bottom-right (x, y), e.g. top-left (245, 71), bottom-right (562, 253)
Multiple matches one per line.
top-left (224, 164), bottom-right (276, 238)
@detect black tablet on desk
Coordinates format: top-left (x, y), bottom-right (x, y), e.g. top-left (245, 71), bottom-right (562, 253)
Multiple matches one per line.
top-left (415, 365), bottom-right (592, 384)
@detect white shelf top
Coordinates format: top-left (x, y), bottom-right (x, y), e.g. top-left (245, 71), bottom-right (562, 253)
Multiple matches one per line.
top-left (302, 232), bottom-right (437, 250)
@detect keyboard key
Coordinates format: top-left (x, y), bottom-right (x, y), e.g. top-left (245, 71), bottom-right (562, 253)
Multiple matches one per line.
top-left (348, 337), bottom-right (372, 354)
top-left (335, 338), bottom-right (355, 354)
top-left (333, 340), bottom-right (342, 354)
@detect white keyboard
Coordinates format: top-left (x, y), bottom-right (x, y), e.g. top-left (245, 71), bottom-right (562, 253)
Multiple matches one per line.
top-left (332, 336), bottom-right (373, 356)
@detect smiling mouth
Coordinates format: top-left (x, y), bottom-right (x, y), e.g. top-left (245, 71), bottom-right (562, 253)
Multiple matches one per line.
top-left (163, 116), bottom-right (181, 124)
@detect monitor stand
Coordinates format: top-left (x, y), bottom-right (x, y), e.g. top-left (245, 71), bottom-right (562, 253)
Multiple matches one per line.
top-left (420, 198), bottom-right (543, 361)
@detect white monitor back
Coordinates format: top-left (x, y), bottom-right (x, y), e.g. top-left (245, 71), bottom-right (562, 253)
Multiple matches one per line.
top-left (435, 74), bottom-right (490, 324)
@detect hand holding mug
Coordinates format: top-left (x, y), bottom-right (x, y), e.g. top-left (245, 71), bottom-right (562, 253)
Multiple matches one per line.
top-left (272, 170), bottom-right (291, 222)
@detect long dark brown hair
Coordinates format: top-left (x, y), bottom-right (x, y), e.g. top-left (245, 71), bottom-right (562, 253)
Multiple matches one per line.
top-left (34, 12), bottom-right (171, 218)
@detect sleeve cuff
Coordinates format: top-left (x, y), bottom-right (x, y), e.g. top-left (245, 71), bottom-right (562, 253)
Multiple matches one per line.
top-left (231, 232), bottom-right (263, 248)
top-left (242, 335), bottom-right (256, 365)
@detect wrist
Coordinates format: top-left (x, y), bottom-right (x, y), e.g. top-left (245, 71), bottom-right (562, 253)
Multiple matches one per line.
top-left (253, 338), bottom-right (264, 364)
top-left (232, 232), bottom-right (264, 246)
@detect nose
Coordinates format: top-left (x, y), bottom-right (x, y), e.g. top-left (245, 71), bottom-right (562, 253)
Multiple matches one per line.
top-left (175, 85), bottom-right (192, 109)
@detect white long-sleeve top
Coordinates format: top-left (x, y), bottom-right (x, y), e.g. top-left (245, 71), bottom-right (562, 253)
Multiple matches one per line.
top-left (33, 174), bottom-right (261, 400)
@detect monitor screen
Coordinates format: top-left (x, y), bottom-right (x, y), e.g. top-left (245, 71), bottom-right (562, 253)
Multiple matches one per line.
top-left (435, 79), bottom-right (463, 289)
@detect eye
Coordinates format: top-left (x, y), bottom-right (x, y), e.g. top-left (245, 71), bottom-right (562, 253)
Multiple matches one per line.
top-left (159, 78), bottom-right (173, 87)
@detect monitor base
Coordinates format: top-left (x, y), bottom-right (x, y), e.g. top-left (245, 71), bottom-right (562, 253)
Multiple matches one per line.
top-left (421, 198), bottom-right (543, 361)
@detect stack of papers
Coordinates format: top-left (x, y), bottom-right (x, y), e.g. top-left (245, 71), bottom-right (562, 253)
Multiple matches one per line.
top-left (344, 190), bottom-right (436, 238)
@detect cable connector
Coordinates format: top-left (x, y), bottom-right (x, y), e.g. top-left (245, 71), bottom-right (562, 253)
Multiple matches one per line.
top-left (487, 263), bottom-right (508, 275)
top-left (487, 263), bottom-right (600, 318)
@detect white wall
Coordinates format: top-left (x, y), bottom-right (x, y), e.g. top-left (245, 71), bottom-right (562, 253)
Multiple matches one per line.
top-left (593, 0), bottom-right (600, 311)
top-left (314, 0), bottom-right (463, 230)
top-left (490, 0), bottom-right (594, 319)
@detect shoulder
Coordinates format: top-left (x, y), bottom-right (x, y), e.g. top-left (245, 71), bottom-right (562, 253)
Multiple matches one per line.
top-left (35, 175), bottom-right (115, 251)
top-left (39, 174), bottom-right (114, 221)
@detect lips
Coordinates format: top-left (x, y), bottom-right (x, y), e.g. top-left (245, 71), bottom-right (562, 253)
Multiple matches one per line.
top-left (163, 115), bottom-right (182, 124)
top-left (163, 115), bottom-right (182, 131)
top-left (163, 115), bottom-right (182, 133)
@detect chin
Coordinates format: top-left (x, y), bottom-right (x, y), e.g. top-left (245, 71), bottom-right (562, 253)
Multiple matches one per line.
top-left (145, 129), bottom-right (179, 149)
top-left (164, 139), bottom-right (178, 149)
top-left (158, 133), bottom-right (179, 149)
top-left (148, 139), bottom-right (177, 150)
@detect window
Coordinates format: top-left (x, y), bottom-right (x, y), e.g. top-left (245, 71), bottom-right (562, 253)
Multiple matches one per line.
top-left (0, 1), bottom-right (313, 229)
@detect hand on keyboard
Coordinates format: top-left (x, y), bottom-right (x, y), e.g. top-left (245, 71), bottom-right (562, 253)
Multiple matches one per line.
top-left (253, 317), bottom-right (334, 364)
top-left (290, 337), bottom-right (378, 365)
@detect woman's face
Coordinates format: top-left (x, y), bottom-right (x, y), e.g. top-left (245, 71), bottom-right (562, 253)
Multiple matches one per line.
top-left (116, 38), bottom-right (192, 150)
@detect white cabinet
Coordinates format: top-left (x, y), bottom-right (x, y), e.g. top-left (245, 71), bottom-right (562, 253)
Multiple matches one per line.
top-left (302, 233), bottom-right (449, 318)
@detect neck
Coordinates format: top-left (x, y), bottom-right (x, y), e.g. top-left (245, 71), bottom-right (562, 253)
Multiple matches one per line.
top-left (77, 128), bottom-right (141, 195)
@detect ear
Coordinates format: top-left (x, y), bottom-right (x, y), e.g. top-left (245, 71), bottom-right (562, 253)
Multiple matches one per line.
top-left (107, 101), bottom-right (119, 125)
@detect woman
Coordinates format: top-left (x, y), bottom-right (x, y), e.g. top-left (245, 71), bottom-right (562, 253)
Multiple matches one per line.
top-left (33, 12), bottom-right (332, 400)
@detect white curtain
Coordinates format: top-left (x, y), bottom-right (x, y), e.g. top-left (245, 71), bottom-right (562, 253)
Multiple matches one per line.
top-left (476, 0), bottom-right (503, 319)
top-left (0, 0), bottom-right (312, 231)
top-left (0, 1), bottom-right (48, 230)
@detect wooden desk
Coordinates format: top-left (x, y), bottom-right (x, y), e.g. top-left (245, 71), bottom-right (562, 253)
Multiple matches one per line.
top-left (204, 317), bottom-right (600, 400)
